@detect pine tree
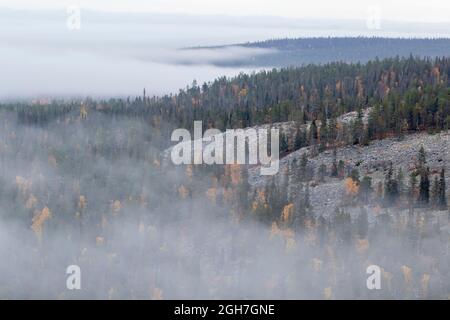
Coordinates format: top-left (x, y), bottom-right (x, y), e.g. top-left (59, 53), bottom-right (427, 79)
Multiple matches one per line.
top-left (352, 108), bottom-right (364, 145)
top-left (432, 175), bottom-right (439, 207)
top-left (309, 120), bottom-right (318, 146)
top-left (267, 178), bottom-right (283, 222)
top-left (338, 160), bottom-right (345, 179)
top-left (316, 215), bottom-right (328, 247)
top-left (294, 126), bottom-right (304, 151)
top-left (238, 166), bottom-right (251, 214)
top-left (320, 116), bottom-right (329, 150)
top-left (438, 168), bottom-right (447, 210)
top-left (409, 171), bottom-right (418, 199)
top-left (334, 209), bottom-right (352, 245)
top-left (294, 183), bottom-right (312, 228)
top-left (359, 176), bottom-right (373, 203)
top-left (357, 207), bottom-right (369, 239)
top-left (318, 163), bottom-right (327, 182)
top-left (299, 152), bottom-right (309, 181)
top-left (348, 168), bottom-right (360, 183)
top-left (361, 126), bottom-right (370, 146)
top-left (280, 132), bottom-right (289, 153)
top-left (418, 146), bottom-right (426, 168)
top-left (384, 162), bottom-right (399, 205)
top-left (328, 117), bottom-right (337, 144)
top-left (419, 167), bottom-right (430, 206)
top-left (397, 168), bottom-right (405, 196)
top-left (301, 152), bottom-right (308, 169)
top-left (303, 183), bottom-right (311, 210)
top-left (331, 148), bottom-right (338, 177)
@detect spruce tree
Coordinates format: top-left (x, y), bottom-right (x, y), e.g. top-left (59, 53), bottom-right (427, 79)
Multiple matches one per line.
top-left (384, 162), bottom-right (399, 205)
top-left (352, 109), bottom-right (364, 145)
top-left (418, 146), bottom-right (426, 168)
top-left (309, 120), bottom-right (318, 145)
top-left (338, 160), bottom-right (345, 179)
top-left (438, 168), bottom-right (447, 210)
top-left (331, 148), bottom-right (338, 177)
top-left (294, 126), bottom-right (304, 151)
top-left (432, 175), bottom-right (440, 207)
top-left (419, 167), bottom-right (430, 206)
top-left (360, 176), bottom-right (373, 204)
top-left (318, 163), bottom-right (327, 182)
top-left (280, 132), bottom-right (289, 153)
top-left (409, 171), bottom-right (418, 199)
top-left (316, 215), bottom-right (328, 247)
top-left (348, 168), bottom-right (360, 183)
top-left (397, 168), bottom-right (404, 196)
top-left (357, 207), bottom-right (369, 239)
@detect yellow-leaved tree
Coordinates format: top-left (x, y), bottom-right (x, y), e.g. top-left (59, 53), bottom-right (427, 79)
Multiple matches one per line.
top-left (78, 195), bottom-right (87, 210)
top-left (421, 273), bottom-right (431, 298)
top-left (25, 194), bottom-right (37, 210)
top-left (401, 265), bottom-right (413, 289)
top-left (178, 185), bottom-right (189, 200)
top-left (206, 187), bottom-right (217, 204)
top-left (31, 207), bottom-right (52, 242)
top-left (151, 287), bottom-right (163, 300)
top-left (323, 287), bottom-right (334, 300)
top-left (344, 177), bottom-right (359, 196)
top-left (80, 104), bottom-right (88, 119)
top-left (15, 176), bottom-right (32, 195)
top-left (281, 203), bottom-right (294, 226)
top-left (111, 200), bottom-right (122, 214)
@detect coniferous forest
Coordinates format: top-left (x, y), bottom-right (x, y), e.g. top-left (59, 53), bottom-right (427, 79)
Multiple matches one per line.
top-left (2, 53), bottom-right (450, 299)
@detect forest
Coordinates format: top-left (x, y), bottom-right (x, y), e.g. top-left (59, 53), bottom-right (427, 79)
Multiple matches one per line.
top-left (1, 55), bottom-right (450, 299)
top-left (9, 56), bottom-right (450, 149)
top-left (195, 37), bottom-right (450, 67)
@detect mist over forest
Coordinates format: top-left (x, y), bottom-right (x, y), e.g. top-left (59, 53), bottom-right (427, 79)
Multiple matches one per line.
top-left (2, 7), bottom-right (450, 99)
top-left (2, 3), bottom-right (450, 300)
top-left (1, 106), bottom-right (449, 299)
top-left (2, 55), bottom-right (450, 299)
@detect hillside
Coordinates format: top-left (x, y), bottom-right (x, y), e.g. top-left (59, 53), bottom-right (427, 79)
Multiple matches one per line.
top-left (250, 130), bottom-right (450, 217)
top-left (188, 37), bottom-right (450, 67)
top-left (164, 107), bottom-right (450, 219)
top-left (2, 56), bottom-right (450, 299)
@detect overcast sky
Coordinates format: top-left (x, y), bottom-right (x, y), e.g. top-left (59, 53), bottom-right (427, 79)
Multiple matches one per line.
top-left (2, 0), bottom-right (450, 23)
top-left (1, 0), bottom-right (450, 100)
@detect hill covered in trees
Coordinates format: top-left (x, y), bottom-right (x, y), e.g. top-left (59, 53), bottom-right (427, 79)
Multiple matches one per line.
top-left (187, 37), bottom-right (450, 67)
top-left (1, 55), bottom-right (450, 298)
top-left (14, 55), bottom-right (447, 150)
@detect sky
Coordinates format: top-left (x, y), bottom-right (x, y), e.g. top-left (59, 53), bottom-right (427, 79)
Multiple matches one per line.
top-left (2, 0), bottom-right (450, 23)
top-left (1, 0), bottom-right (450, 99)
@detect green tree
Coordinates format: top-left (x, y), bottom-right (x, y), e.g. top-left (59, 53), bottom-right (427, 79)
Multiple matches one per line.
top-left (348, 168), bottom-right (360, 183)
top-left (397, 168), bottom-right (405, 196)
top-left (418, 146), bottom-right (426, 168)
top-left (280, 132), bottom-right (289, 153)
top-left (337, 160), bottom-right (345, 179)
top-left (384, 162), bottom-right (399, 205)
top-left (432, 175), bottom-right (440, 207)
top-left (419, 167), bottom-right (430, 206)
top-left (294, 126), bottom-right (305, 151)
top-left (331, 148), bottom-right (338, 177)
top-left (438, 168), bottom-right (447, 210)
top-left (356, 207), bottom-right (369, 239)
top-left (359, 176), bottom-right (373, 203)
top-left (318, 163), bottom-right (327, 182)
top-left (309, 120), bottom-right (318, 146)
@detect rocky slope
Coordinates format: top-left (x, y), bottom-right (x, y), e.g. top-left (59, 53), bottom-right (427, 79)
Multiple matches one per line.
top-left (162, 109), bottom-right (450, 220)
top-left (250, 131), bottom-right (450, 218)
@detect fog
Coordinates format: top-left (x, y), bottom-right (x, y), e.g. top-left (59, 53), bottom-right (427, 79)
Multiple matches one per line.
top-left (1, 9), bottom-right (271, 99)
top-left (0, 109), bottom-right (449, 299)
top-left (2, 8), bottom-right (450, 99)
top-left (2, 6), bottom-right (450, 299)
